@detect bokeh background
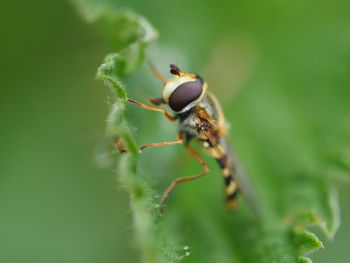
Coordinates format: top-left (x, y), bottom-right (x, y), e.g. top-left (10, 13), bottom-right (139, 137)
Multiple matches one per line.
top-left (1, 0), bottom-right (349, 262)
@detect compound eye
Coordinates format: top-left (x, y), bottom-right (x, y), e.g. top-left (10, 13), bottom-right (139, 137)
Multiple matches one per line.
top-left (168, 80), bottom-right (203, 112)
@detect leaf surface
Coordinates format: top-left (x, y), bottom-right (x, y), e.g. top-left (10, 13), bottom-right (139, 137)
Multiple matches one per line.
top-left (74, 1), bottom-right (350, 262)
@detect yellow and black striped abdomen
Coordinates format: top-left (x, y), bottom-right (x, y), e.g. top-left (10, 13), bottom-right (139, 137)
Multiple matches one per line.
top-left (215, 154), bottom-right (239, 209)
top-left (205, 142), bottom-right (239, 209)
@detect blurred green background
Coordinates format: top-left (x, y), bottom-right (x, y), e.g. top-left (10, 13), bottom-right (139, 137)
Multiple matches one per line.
top-left (1, 0), bottom-right (349, 262)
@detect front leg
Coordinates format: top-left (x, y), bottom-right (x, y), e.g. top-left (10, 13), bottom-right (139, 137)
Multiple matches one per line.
top-left (116, 134), bottom-right (184, 153)
top-left (139, 134), bottom-right (184, 152)
top-left (126, 98), bottom-right (176, 121)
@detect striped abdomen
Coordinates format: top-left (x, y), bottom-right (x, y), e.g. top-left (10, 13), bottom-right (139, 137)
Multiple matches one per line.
top-left (205, 141), bottom-right (239, 209)
top-left (215, 154), bottom-right (239, 209)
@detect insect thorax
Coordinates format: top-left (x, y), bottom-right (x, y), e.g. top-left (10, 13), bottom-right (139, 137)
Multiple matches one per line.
top-left (177, 94), bottom-right (219, 143)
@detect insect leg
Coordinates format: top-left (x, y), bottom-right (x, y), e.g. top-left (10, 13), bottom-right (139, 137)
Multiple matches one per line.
top-left (116, 134), bottom-right (183, 154)
top-left (116, 138), bottom-right (127, 153)
top-left (126, 98), bottom-right (176, 121)
top-left (159, 145), bottom-right (210, 216)
top-left (139, 134), bottom-right (184, 151)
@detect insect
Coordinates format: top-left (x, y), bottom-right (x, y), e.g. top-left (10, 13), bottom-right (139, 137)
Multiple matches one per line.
top-left (123, 63), bottom-right (249, 216)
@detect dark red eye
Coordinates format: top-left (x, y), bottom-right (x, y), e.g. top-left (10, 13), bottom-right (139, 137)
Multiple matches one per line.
top-left (168, 80), bottom-right (203, 112)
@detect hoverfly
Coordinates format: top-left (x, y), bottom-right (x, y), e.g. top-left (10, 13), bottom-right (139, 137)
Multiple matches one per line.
top-left (123, 63), bottom-right (253, 216)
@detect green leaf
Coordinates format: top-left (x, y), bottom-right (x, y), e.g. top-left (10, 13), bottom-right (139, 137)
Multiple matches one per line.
top-left (73, 2), bottom-right (162, 262)
top-left (73, 1), bottom-right (349, 263)
top-left (293, 229), bottom-right (323, 256)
